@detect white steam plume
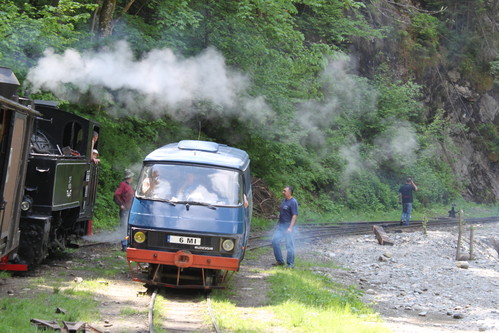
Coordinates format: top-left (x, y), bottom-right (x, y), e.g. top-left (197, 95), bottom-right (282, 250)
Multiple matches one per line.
top-left (339, 121), bottom-right (420, 181)
top-left (339, 142), bottom-right (367, 179)
top-left (296, 56), bottom-right (377, 147)
top-left (26, 41), bottom-right (273, 122)
top-left (372, 121), bottom-right (419, 165)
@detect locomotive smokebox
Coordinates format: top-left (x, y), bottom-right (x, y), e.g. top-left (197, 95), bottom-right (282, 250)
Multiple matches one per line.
top-left (0, 67), bottom-right (20, 99)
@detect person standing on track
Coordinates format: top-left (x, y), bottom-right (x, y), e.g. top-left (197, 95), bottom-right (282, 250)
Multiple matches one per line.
top-left (272, 186), bottom-right (298, 269)
top-left (399, 177), bottom-right (418, 225)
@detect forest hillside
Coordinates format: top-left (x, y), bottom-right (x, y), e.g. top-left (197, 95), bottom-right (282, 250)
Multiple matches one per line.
top-left (1, 0), bottom-right (497, 225)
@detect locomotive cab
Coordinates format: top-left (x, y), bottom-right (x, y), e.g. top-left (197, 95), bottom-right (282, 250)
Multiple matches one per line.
top-left (126, 140), bottom-right (252, 288)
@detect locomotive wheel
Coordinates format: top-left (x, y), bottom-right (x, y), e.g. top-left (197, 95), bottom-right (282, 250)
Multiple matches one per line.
top-left (18, 219), bottom-right (50, 265)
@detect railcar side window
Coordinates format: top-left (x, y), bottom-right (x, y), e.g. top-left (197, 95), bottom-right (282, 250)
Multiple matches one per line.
top-left (136, 164), bottom-right (242, 206)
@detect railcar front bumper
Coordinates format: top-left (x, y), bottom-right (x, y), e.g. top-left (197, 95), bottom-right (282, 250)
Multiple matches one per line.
top-left (126, 248), bottom-right (239, 289)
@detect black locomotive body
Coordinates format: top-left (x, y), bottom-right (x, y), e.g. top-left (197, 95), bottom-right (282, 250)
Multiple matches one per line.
top-left (0, 67), bottom-right (99, 270)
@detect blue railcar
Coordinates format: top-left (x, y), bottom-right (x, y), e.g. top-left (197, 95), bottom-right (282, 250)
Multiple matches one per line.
top-left (126, 140), bottom-right (252, 288)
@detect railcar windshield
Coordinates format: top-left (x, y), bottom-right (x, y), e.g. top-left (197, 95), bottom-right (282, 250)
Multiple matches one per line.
top-left (136, 164), bottom-right (242, 206)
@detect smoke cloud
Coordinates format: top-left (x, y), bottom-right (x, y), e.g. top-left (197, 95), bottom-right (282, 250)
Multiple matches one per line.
top-left (296, 56), bottom-right (377, 147)
top-left (83, 224), bottom-right (126, 244)
top-left (372, 121), bottom-right (419, 165)
top-left (27, 42), bottom-right (421, 184)
top-left (26, 41), bottom-right (273, 123)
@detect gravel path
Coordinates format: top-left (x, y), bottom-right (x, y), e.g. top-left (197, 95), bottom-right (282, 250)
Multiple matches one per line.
top-left (309, 220), bottom-right (499, 333)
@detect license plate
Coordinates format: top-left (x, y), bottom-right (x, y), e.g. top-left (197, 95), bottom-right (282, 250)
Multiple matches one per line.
top-left (168, 235), bottom-right (201, 246)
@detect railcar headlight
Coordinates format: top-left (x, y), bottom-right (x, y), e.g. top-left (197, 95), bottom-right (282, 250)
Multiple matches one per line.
top-left (134, 231), bottom-right (147, 244)
top-left (222, 239), bottom-right (235, 252)
top-left (20, 201), bottom-right (31, 211)
top-left (20, 197), bottom-right (32, 211)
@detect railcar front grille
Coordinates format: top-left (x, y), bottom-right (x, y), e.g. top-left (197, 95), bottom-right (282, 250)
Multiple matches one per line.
top-left (130, 229), bottom-right (236, 255)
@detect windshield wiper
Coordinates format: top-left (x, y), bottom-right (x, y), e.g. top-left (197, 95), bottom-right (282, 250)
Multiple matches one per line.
top-left (138, 197), bottom-right (176, 206)
top-left (176, 201), bottom-right (217, 210)
top-left (156, 198), bottom-right (176, 206)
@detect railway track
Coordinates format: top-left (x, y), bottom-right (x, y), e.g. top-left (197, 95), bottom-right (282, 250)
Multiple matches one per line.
top-left (247, 216), bottom-right (499, 251)
top-left (147, 288), bottom-right (220, 333)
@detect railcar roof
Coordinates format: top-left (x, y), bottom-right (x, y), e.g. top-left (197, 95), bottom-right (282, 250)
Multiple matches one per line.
top-left (144, 140), bottom-right (250, 171)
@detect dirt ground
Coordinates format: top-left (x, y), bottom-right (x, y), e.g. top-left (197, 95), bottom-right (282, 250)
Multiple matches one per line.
top-left (1, 221), bottom-right (498, 332)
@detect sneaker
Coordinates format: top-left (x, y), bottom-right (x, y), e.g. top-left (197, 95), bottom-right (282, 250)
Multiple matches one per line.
top-left (400, 220), bottom-right (404, 226)
top-left (287, 265), bottom-right (294, 269)
top-left (272, 262), bottom-right (284, 266)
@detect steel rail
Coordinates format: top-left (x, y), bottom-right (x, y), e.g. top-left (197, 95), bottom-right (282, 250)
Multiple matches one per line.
top-left (206, 293), bottom-right (221, 333)
top-left (148, 287), bottom-right (158, 333)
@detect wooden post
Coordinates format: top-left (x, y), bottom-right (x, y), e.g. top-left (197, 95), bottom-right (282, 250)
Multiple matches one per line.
top-left (422, 215), bottom-right (428, 235)
top-left (456, 209), bottom-right (464, 260)
top-left (469, 226), bottom-right (474, 260)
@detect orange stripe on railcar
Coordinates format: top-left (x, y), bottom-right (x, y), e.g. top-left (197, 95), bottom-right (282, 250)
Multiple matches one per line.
top-left (126, 248), bottom-right (240, 271)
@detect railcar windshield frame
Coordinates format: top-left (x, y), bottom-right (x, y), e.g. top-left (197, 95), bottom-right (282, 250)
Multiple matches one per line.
top-left (136, 163), bottom-right (243, 207)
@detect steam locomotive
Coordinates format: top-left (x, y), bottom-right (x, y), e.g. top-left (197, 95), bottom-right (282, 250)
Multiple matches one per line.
top-left (0, 67), bottom-right (99, 270)
top-left (126, 140), bottom-right (252, 289)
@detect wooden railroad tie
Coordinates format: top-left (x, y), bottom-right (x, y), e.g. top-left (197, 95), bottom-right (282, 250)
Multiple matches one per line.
top-left (372, 225), bottom-right (394, 246)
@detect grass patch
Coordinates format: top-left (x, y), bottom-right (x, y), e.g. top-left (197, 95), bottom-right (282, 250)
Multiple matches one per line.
top-left (297, 201), bottom-right (498, 225)
top-left (120, 307), bottom-right (146, 316)
top-left (0, 288), bottom-right (99, 333)
top-left (210, 258), bottom-right (389, 333)
top-left (68, 247), bottom-right (127, 277)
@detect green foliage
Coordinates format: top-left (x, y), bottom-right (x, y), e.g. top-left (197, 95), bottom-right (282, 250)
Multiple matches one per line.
top-left (402, 12), bottom-right (444, 73)
top-left (374, 68), bottom-right (424, 125)
top-left (491, 55), bottom-right (499, 84)
top-left (294, 0), bottom-right (384, 47)
top-left (0, 1), bottom-right (95, 74)
top-left (341, 172), bottom-right (397, 211)
top-left (1, 0), bottom-right (494, 229)
top-left (475, 123), bottom-right (499, 161)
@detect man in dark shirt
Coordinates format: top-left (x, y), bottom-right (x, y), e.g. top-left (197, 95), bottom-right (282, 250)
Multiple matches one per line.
top-left (272, 186), bottom-right (298, 268)
top-left (399, 177), bottom-right (418, 225)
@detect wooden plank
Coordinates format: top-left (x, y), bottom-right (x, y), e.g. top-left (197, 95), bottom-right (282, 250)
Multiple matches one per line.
top-left (373, 225), bottom-right (394, 246)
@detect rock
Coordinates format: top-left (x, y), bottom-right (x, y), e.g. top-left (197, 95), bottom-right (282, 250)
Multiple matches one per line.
top-left (73, 277), bottom-right (83, 283)
top-left (458, 253), bottom-right (470, 261)
top-left (448, 70), bottom-right (461, 83)
top-left (313, 223), bottom-right (499, 332)
top-left (455, 84), bottom-right (479, 101)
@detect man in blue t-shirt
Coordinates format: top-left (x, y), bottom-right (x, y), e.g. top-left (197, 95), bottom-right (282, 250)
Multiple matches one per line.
top-left (272, 186), bottom-right (298, 268)
top-left (399, 177), bottom-right (418, 225)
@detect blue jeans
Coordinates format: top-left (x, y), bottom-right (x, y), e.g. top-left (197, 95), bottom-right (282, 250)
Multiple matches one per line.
top-left (272, 223), bottom-right (295, 267)
top-left (401, 203), bottom-right (413, 225)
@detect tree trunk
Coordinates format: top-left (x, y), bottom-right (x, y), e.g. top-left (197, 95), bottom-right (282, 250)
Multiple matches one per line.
top-left (98, 0), bottom-right (117, 37)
